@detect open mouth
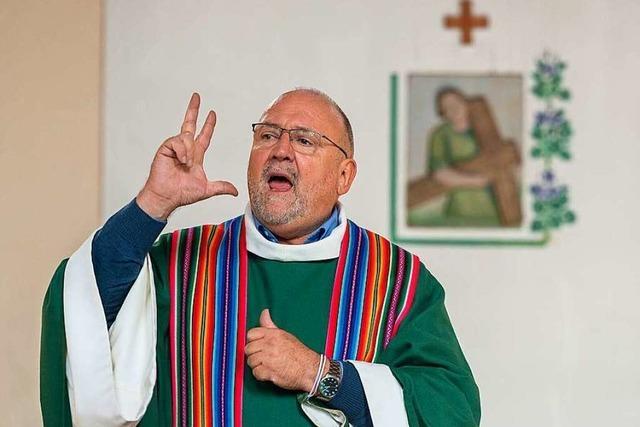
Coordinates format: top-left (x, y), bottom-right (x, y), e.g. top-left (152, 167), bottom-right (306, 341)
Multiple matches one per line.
top-left (267, 173), bottom-right (293, 192)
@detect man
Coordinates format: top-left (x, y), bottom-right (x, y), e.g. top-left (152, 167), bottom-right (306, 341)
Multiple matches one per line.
top-left (41, 89), bottom-right (481, 426)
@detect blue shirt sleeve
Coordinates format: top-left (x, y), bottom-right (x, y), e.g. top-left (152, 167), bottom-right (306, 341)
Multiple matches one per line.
top-left (92, 198), bottom-right (166, 327)
top-left (325, 361), bottom-right (373, 427)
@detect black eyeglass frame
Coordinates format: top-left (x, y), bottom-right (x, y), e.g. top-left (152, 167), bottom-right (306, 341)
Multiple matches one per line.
top-left (251, 122), bottom-right (348, 158)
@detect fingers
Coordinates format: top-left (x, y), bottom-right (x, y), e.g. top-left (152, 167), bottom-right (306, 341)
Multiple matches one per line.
top-left (252, 366), bottom-right (271, 382)
top-left (181, 93), bottom-right (200, 136)
top-left (246, 353), bottom-right (263, 369)
top-left (206, 180), bottom-right (239, 198)
top-left (196, 110), bottom-right (217, 152)
top-left (245, 339), bottom-right (264, 356)
top-left (194, 110), bottom-right (216, 165)
top-left (163, 133), bottom-right (196, 167)
top-left (246, 338), bottom-right (270, 382)
top-left (180, 134), bottom-right (196, 167)
top-left (247, 327), bottom-right (267, 342)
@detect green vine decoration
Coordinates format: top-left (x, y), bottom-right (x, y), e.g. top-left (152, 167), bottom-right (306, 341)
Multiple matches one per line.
top-left (530, 52), bottom-right (576, 235)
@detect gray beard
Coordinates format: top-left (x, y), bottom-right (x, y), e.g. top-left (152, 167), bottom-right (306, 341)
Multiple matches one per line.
top-left (248, 164), bottom-right (308, 226)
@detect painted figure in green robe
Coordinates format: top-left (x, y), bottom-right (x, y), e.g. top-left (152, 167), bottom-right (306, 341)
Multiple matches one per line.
top-left (40, 88), bottom-right (481, 426)
top-left (411, 86), bottom-right (501, 227)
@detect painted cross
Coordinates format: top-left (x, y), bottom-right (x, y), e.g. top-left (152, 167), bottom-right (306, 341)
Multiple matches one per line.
top-left (408, 97), bottom-right (522, 226)
top-left (444, 0), bottom-right (489, 45)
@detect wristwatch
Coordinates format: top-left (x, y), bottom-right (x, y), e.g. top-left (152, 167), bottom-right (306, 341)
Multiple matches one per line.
top-left (314, 359), bottom-right (343, 402)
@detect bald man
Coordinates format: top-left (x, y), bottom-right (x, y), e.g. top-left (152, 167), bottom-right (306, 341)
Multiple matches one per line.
top-left (41, 89), bottom-right (480, 426)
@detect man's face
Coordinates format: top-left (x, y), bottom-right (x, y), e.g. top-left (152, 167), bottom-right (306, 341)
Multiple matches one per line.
top-left (247, 91), bottom-right (354, 241)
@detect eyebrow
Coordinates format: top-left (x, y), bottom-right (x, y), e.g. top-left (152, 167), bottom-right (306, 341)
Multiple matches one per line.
top-left (260, 122), bottom-right (318, 133)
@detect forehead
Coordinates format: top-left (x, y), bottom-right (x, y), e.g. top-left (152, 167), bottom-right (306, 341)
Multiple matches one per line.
top-left (260, 92), bottom-right (343, 135)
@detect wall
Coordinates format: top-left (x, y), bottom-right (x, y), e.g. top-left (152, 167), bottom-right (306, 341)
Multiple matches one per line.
top-left (103, 1), bottom-right (640, 426)
top-left (0, 0), bottom-right (101, 424)
top-left (3, 0), bottom-right (635, 425)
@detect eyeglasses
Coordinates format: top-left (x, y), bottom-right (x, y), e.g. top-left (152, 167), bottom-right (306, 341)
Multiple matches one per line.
top-left (251, 123), bottom-right (348, 158)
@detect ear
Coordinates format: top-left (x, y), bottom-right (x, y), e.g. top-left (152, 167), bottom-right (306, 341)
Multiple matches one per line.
top-left (337, 158), bottom-right (357, 196)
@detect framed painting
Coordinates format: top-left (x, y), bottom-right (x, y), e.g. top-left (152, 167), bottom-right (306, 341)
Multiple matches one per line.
top-left (390, 72), bottom-right (555, 245)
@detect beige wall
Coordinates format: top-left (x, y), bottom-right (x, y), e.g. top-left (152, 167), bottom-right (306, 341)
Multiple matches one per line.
top-left (0, 1), bottom-right (101, 424)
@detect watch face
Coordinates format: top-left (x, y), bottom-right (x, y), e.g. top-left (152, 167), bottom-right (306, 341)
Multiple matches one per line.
top-left (319, 377), bottom-right (340, 398)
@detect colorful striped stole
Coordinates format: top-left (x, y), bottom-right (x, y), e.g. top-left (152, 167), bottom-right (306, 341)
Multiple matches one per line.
top-left (168, 217), bottom-right (420, 427)
top-left (169, 216), bottom-right (247, 427)
top-left (324, 220), bottom-right (421, 362)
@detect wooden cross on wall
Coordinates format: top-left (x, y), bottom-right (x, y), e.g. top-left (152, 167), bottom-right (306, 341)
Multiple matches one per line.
top-left (444, 0), bottom-right (489, 45)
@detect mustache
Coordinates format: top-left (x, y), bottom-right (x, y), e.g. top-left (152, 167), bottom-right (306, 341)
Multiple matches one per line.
top-left (261, 162), bottom-right (298, 185)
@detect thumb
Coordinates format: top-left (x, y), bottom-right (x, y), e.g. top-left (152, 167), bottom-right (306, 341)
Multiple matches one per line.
top-left (205, 180), bottom-right (239, 198)
top-left (259, 309), bottom-right (278, 329)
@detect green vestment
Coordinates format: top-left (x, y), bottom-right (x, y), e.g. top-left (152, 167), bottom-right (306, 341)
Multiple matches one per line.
top-left (41, 215), bottom-right (480, 426)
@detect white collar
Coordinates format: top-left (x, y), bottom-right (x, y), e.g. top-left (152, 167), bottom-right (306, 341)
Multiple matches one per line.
top-left (244, 204), bottom-right (346, 262)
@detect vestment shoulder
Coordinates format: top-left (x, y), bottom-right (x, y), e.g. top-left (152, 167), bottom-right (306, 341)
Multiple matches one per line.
top-left (349, 221), bottom-right (426, 269)
top-left (150, 217), bottom-right (239, 253)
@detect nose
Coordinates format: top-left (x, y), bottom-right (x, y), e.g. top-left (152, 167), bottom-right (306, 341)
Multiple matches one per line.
top-left (270, 130), bottom-right (295, 161)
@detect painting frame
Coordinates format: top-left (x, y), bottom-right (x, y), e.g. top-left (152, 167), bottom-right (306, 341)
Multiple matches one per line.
top-left (389, 72), bottom-right (549, 246)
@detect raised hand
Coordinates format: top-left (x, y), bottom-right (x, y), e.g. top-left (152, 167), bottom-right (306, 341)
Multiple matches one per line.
top-left (136, 93), bottom-right (238, 220)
